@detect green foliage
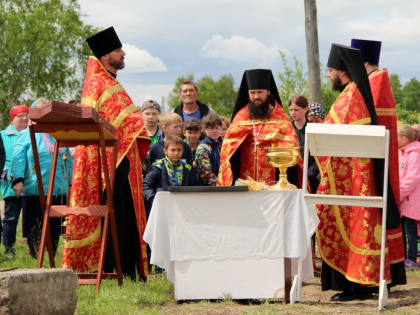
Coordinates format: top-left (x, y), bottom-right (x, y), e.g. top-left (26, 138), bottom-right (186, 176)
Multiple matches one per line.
top-left (167, 73), bottom-right (237, 118)
top-left (277, 51), bottom-right (309, 105)
top-left (390, 74), bottom-right (420, 124)
top-left (396, 103), bottom-right (419, 124)
top-left (76, 275), bottom-right (175, 314)
top-left (401, 78), bottom-right (420, 112)
top-left (276, 53), bottom-right (337, 114)
top-left (0, 0), bottom-right (97, 127)
top-left (390, 74), bottom-right (403, 105)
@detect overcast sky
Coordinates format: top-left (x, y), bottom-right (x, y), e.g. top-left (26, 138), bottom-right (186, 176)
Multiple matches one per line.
top-left (78, 0), bottom-right (420, 107)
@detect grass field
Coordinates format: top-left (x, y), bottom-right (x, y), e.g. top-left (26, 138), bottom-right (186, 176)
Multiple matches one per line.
top-left (1, 214), bottom-right (419, 314)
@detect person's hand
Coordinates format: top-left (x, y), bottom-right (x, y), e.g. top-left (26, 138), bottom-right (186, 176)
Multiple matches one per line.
top-left (13, 182), bottom-right (23, 197)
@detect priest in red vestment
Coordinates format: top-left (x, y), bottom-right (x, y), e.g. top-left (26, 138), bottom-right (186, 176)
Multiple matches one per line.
top-left (217, 69), bottom-right (299, 186)
top-left (351, 38), bottom-right (406, 288)
top-left (317, 43), bottom-right (405, 302)
top-left (61, 27), bottom-right (150, 280)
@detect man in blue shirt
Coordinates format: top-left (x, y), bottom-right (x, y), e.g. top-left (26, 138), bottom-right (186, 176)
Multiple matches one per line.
top-left (173, 81), bottom-right (211, 121)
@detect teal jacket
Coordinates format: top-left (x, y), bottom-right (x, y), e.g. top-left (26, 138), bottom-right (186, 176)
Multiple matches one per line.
top-left (11, 129), bottom-right (73, 197)
top-left (0, 125), bottom-right (22, 198)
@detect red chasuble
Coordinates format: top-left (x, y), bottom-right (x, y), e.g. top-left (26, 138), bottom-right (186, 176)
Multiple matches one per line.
top-left (217, 103), bottom-right (299, 186)
top-left (369, 69), bottom-right (405, 265)
top-left (61, 56), bottom-right (150, 275)
top-left (315, 81), bottom-right (391, 285)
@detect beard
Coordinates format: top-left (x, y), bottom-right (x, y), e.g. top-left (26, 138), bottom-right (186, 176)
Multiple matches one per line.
top-left (331, 76), bottom-right (348, 92)
top-left (247, 95), bottom-right (273, 119)
top-left (109, 57), bottom-right (125, 70)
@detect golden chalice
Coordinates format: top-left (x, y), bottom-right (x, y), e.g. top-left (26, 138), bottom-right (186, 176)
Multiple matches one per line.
top-left (267, 146), bottom-right (299, 190)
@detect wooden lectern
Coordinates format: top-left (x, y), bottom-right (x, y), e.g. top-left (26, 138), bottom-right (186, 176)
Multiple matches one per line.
top-left (29, 101), bottom-right (123, 290)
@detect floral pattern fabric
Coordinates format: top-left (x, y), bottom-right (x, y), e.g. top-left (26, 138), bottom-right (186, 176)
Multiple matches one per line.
top-left (315, 81), bottom-right (391, 285)
top-left (369, 69), bottom-right (405, 264)
top-left (217, 103), bottom-right (299, 186)
top-left (61, 56), bottom-right (149, 275)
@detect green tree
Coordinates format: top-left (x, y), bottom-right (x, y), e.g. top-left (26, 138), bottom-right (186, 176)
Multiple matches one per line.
top-left (277, 51), bottom-right (309, 105)
top-left (276, 52), bottom-right (337, 114)
top-left (168, 74), bottom-right (237, 118)
top-left (401, 78), bottom-right (420, 112)
top-left (0, 0), bottom-right (97, 127)
top-left (396, 103), bottom-right (419, 124)
top-left (389, 74), bottom-right (403, 105)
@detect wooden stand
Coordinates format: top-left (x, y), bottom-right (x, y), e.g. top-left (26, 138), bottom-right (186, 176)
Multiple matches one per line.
top-left (29, 101), bottom-right (123, 290)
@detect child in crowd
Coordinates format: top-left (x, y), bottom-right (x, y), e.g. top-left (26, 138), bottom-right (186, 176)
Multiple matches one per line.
top-left (307, 103), bottom-right (326, 123)
top-left (145, 112), bottom-right (193, 172)
top-left (195, 113), bottom-right (222, 186)
top-left (141, 100), bottom-right (162, 146)
top-left (220, 116), bottom-right (230, 139)
top-left (398, 124), bottom-right (420, 269)
top-left (143, 135), bottom-right (196, 210)
top-left (288, 95), bottom-right (320, 193)
top-left (183, 118), bottom-right (202, 157)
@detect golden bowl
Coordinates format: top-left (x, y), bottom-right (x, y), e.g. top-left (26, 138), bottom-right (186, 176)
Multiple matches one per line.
top-left (266, 147), bottom-right (299, 190)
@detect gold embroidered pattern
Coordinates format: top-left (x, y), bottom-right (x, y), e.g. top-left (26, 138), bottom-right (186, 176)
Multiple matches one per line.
top-left (64, 223), bottom-right (101, 249)
top-left (375, 108), bottom-right (397, 116)
top-left (111, 104), bottom-right (138, 128)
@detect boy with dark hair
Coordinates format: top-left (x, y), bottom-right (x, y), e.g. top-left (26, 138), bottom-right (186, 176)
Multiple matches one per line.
top-left (143, 135), bottom-right (196, 210)
top-left (195, 113), bottom-right (222, 186)
top-left (183, 118), bottom-right (202, 156)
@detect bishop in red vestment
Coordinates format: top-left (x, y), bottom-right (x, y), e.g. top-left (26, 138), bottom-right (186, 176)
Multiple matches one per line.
top-left (217, 69), bottom-right (299, 186)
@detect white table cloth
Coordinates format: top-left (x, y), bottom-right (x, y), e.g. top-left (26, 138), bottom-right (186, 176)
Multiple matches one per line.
top-left (143, 189), bottom-right (319, 299)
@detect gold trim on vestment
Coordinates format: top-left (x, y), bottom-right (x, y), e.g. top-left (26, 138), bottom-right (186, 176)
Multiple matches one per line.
top-left (325, 164), bottom-right (384, 256)
top-left (328, 108), bottom-right (341, 124)
top-left (63, 223), bottom-right (101, 249)
top-left (97, 85), bottom-right (124, 110)
top-left (316, 229), bottom-right (391, 285)
top-left (237, 119), bottom-right (290, 126)
top-left (352, 117), bottom-right (372, 125)
top-left (256, 134), bottom-right (297, 141)
top-left (387, 231), bottom-right (403, 240)
top-left (81, 84), bottom-right (124, 111)
top-left (376, 108), bottom-right (397, 116)
top-left (117, 125), bottom-right (146, 167)
top-left (111, 104), bottom-right (138, 129)
top-left (222, 138), bottom-right (242, 144)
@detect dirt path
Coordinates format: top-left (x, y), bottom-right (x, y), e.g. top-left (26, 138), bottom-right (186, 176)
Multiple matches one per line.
top-left (160, 270), bottom-right (420, 314)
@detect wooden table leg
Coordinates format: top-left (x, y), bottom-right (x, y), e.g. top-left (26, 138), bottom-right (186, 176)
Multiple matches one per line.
top-left (284, 257), bottom-right (292, 303)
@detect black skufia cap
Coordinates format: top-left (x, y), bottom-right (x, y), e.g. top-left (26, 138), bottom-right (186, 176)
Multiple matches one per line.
top-left (231, 69), bottom-right (282, 120)
top-left (86, 26), bottom-right (122, 59)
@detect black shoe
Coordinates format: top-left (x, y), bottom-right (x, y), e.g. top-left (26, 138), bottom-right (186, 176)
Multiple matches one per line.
top-left (331, 291), bottom-right (357, 301)
top-left (331, 290), bottom-right (373, 301)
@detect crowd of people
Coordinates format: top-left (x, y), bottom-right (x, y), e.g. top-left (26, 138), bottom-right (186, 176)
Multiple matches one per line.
top-left (0, 26), bottom-right (419, 303)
